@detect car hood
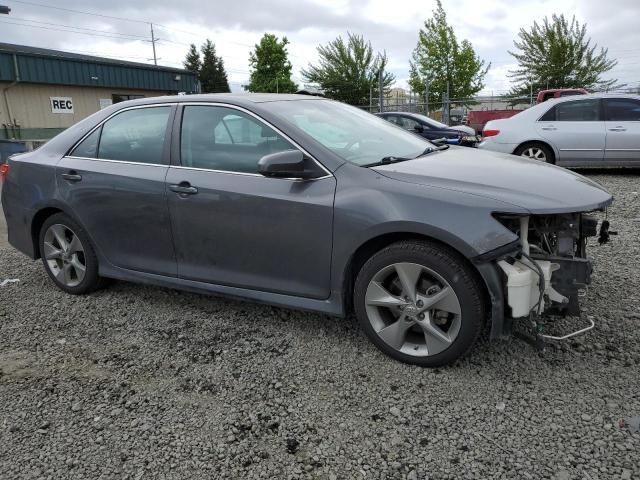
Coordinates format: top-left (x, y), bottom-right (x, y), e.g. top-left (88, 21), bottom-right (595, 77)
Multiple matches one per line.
top-left (374, 147), bottom-right (613, 214)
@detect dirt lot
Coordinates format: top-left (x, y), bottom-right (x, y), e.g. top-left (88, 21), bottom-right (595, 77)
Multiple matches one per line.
top-left (0, 173), bottom-right (638, 480)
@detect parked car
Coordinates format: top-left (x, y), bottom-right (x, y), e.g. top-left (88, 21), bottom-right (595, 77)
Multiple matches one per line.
top-left (466, 109), bottom-right (523, 135)
top-left (376, 112), bottom-right (479, 146)
top-left (2, 94), bottom-right (612, 367)
top-left (537, 88), bottom-right (588, 103)
top-left (479, 93), bottom-right (640, 167)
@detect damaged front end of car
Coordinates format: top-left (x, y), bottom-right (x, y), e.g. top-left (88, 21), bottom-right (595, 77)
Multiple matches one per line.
top-left (478, 210), bottom-right (613, 346)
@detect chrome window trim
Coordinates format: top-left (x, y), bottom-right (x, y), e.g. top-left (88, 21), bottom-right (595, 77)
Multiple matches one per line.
top-left (64, 156), bottom-right (169, 168)
top-left (178, 101), bottom-right (334, 178)
top-left (558, 148), bottom-right (603, 152)
top-left (67, 103), bottom-right (177, 160)
top-left (169, 164), bottom-right (332, 181)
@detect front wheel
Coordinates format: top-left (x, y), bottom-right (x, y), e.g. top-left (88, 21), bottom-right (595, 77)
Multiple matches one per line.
top-left (353, 241), bottom-right (485, 367)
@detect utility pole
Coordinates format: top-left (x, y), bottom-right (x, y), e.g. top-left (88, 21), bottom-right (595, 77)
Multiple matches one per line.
top-left (369, 83), bottom-right (373, 112)
top-left (150, 23), bottom-right (158, 66)
top-left (424, 78), bottom-right (429, 115)
top-left (378, 69), bottom-right (383, 113)
top-left (443, 81), bottom-right (450, 125)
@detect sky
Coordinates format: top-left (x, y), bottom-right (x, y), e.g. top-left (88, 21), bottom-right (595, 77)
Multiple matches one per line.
top-left (0, 0), bottom-right (639, 96)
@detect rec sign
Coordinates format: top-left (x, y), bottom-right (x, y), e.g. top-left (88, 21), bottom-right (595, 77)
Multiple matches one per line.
top-left (50, 97), bottom-right (74, 114)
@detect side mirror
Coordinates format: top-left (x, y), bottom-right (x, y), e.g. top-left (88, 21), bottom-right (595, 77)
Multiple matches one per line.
top-left (413, 123), bottom-right (424, 132)
top-left (258, 150), bottom-right (311, 179)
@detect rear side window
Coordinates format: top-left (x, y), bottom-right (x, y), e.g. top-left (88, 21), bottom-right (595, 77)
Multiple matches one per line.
top-left (71, 107), bottom-right (171, 163)
top-left (539, 99), bottom-right (601, 122)
top-left (556, 99), bottom-right (601, 121)
top-left (539, 106), bottom-right (556, 121)
top-left (71, 128), bottom-right (101, 158)
top-left (605, 98), bottom-right (640, 121)
top-left (98, 107), bottom-right (171, 164)
top-left (180, 106), bottom-right (295, 173)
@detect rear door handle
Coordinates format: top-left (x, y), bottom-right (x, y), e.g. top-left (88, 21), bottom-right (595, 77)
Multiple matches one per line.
top-left (61, 172), bottom-right (82, 182)
top-left (169, 182), bottom-right (198, 195)
top-left (541, 126), bottom-right (557, 131)
top-left (608, 127), bottom-right (627, 132)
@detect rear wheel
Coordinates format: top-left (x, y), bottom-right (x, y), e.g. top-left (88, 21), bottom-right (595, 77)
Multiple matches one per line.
top-left (353, 241), bottom-right (484, 367)
top-left (39, 213), bottom-right (105, 294)
top-left (514, 142), bottom-right (554, 164)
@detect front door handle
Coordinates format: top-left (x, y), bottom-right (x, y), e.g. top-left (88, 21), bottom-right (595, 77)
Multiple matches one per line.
top-left (169, 182), bottom-right (198, 195)
top-left (608, 127), bottom-right (627, 132)
top-left (61, 172), bottom-right (82, 182)
top-left (541, 126), bottom-right (557, 131)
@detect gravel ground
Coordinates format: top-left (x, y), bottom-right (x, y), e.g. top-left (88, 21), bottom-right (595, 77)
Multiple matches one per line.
top-left (0, 173), bottom-right (639, 480)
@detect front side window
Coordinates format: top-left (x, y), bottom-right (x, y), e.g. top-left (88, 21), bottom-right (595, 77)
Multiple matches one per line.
top-left (180, 106), bottom-right (295, 173)
top-left (397, 116), bottom-right (421, 130)
top-left (269, 100), bottom-right (432, 166)
top-left (553, 99), bottom-right (601, 121)
top-left (605, 98), bottom-right (640, 122)
top-left (98, 107), bottom-right (171, 164)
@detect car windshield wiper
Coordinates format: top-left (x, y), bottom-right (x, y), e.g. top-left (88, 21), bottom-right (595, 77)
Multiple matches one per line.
top-left (361, 155), bottom-right (413, 168)
top-left (362, 144), bottom-right (450, 168)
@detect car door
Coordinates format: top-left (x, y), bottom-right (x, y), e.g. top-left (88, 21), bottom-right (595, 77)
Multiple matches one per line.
top-left (165, 104), bottom-right (336, 299)
top-left (536, 98), bottom-right (605, 165)
top-left (59, 104), bottom-right (177, 276)
top-left (603, 97), bottom-right (640, 165)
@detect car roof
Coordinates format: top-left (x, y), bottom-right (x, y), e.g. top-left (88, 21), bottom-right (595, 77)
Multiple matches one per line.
top-left (115, 93), bottom-right (326, 109)
top-left (542, 92), bottom-right (640, 105)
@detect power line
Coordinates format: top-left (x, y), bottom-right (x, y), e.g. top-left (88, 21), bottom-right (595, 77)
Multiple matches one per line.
top-left (7, 0), bottom-right (150, 24)
top-left (3, 15), bottom-right (149, 40)
top-left (0, 18), bottom-right (153, 42)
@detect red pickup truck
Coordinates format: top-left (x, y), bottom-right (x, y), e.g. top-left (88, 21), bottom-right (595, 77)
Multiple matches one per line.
top-left (536, 88), bottom-right (588, 103)
top-left (465, 110), bottom-right (523, 135)
top-left (466, 88), bottom-right (588, 134)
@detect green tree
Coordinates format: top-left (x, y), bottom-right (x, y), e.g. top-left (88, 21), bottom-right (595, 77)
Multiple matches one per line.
top-left (301, 33), bottom-right (394, 106)
top-left (183, 43), bottom-right (201, 75)
top-left (246, 34), bottom-right (297, 93)
top-left (200, 39), bottom-right (230, 93)
top-left (508, 14), bottom-right (617, 97)
top-left (408, 0), bottom-right (488, 106)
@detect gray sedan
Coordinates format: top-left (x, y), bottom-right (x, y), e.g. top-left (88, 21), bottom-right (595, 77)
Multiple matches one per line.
top-left (1, 94), bottom-right (612, 366)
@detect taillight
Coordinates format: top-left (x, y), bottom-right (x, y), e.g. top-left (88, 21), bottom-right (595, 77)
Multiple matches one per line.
top-left (0, 163), bottom-right (8, 183)
top-left (482, 129), bottom-right (500, 137)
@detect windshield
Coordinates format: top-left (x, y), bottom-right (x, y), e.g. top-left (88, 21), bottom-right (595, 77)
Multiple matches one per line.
top-left (413, 113), bottom-right (449, 129)
top-left (268, 100), bottom-right (433, 166)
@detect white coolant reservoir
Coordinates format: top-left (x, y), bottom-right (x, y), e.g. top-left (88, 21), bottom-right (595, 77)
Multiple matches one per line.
top-left (498, 259), bottom-right (554, 318)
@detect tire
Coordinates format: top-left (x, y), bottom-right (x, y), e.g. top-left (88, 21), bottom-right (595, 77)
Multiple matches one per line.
top-left (353, 240), bottom-right (484, 367)
top-left (38, 213), bottom-right (105, 294)
top-left (514, 142), bottom-right (555, 164)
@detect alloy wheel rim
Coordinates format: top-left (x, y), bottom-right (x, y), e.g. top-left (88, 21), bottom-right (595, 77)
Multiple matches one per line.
top-left (43, 224), bottom-right (86, 287)
top-left (521, 147), bottom-right (546, 162)
top-left (364, 262), bottom-right (462, 357)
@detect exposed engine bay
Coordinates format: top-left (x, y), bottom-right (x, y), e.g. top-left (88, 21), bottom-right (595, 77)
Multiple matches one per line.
top-left (494, 212), bottom-right (609, 330)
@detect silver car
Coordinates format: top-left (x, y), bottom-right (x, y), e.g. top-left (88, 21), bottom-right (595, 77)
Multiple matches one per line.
top-left (478, 93), bottom-right (640, 167)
